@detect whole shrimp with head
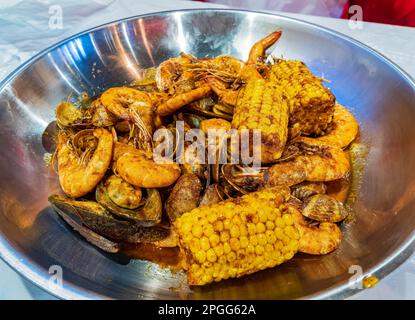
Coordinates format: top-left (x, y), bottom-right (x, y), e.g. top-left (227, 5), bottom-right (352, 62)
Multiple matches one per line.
top-left (56, 128), bottom-right (113, 198)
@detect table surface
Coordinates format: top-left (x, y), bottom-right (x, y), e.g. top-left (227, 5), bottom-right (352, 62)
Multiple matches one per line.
top-left (0, 0), bottom-right (414, 300)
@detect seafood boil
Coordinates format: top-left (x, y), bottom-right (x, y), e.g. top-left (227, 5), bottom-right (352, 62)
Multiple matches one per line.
top-left (47, 30), bottom-right (360, 286)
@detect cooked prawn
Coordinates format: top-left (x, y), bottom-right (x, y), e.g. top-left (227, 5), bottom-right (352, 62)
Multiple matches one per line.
top-left (247, 30), bottom-right (282, 65)
top-left (265, 160), bottom-right (308, 187)
top-left (187, 54), bottom-right (262, 84)
top-left (297, 137), bottom-right (350, 182)
top-left (199, 30), bottom-right (282, 81)
top-left (57, 128), bottom-right (113, 198)
top-left (156, 85), bottom-right (212, 116)
top-left (156, 55), bottom-right (193, 93)
top-left (225, 138), bottom-right (349, 190)
top-left (288, 205), bottom-right (342, 255)
top-left (315, 104), bottom-right (359, 148)
top-left (202, 41), bottom-right (285, 106)
top-left (100, 87), bottom-right (152, 121)
top-left (205, 76), bottom-right (239, 107)
top-left (90, 98), bottom-right (117, 127)
top-left (114, 144), bottom-right (181, 188)
top-left (264, 138), bottom-right (349, 187)
top-left (100, 87), bottom-right (156, 150)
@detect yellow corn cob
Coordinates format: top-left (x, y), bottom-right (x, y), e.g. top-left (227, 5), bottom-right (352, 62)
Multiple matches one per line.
top-left (269, 59), bottom-right (335, 136)
top-left (231, 79), bottom-right (289, 163)
top-left (174, 187), bottom-right (300, 286)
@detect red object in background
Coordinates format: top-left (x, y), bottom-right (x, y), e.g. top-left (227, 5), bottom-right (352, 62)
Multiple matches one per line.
top-left (342, 0), bottom-right (415, 27)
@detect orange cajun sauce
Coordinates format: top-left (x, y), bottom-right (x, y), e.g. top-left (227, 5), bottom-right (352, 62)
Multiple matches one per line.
top-left (122, 243), bottom-right (182, 269)
top-left (325, 178), bottom-right (350, 203)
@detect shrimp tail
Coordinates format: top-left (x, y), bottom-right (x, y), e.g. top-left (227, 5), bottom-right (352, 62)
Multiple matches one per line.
top-left (247, 30), bottom-right (282, 65)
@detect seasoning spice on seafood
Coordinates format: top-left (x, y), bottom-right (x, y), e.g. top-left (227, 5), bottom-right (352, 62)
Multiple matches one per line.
top-left (47, 29), bottom-right (361, 287)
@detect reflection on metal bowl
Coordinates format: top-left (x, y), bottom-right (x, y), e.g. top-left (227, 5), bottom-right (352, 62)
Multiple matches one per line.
top-left (0, 9), bottom-right (414, 299)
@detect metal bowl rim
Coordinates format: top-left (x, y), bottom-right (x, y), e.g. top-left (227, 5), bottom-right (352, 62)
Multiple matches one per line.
top-left (0, 8), bottom-right (414, 300)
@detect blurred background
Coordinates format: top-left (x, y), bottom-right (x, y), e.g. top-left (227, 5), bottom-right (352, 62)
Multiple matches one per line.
top-left (195, 0), bottom-right (415, 27)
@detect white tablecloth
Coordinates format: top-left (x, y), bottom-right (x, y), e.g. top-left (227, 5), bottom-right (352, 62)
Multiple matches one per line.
top-left (0, 0), bottom-right (414, 300)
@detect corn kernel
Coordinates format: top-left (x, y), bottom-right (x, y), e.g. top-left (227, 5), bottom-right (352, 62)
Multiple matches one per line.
top-left (204, 224), bottom-right (214, 237)
top-left (207, 213), bottom-right (217, 223)
top-left (223, 219), bottom-right (231, 230)
top-left (284, 251), bottom-right (295, 260)
top-left (266, 221), bottom-right (275, 230)
top-left (209, 234), bottom-right (220, 247)
top-left (246, 244), bottom-right (255, 254)
top-left (240, 236), bottom-right (249, 248)
top-left (254, 255), bottom-right (264, 266)
top-left (218, 255), bottom-right (227, 265)
top-left (220, 231), bottom-right (230, 243)
top-left (265, 244), bottom-right (274, 253)
top-left (224, 210), bottom-right (233, 220)
top-left (247, 223), bottom-right (257, 235)
top-left (275, 255), bottom-right (284, 265)
top-left (237, 249), bottom-right (246, 260)
top-left (214, 244), bottom-right (224, 257)
top-left (288, 240), bottom-right (299, 252)
top-left (190, 264), bottom-right (200, 274)
top-left (189, 238), bottom-right (200, 252)
top-left (221, 269), bottom-right (229, 280)
top-left (267, 210), bottom-right (277, 221)
top-left (250, 214), bottom-right (259, 224)
top-left (232, 214), bottom-right (243, 226)
top-left (256, 222), bottom-right (266, 234)
top-left (192, 224), bottom-right (203, 238)
top-left (229, 268), bottom-right (237, 278)
top-left (191, 267), bottom-right (204, 280)
top-left (212, 263), bottom-right (221, 278)
top-left (257, 233), bottom-right (267, 246)
top-left (206, 248), bottom-right (217, 263)
top-left (227, 252), bottom-right (236, 262)
top-left (230, 225), bottom-right (240, 238)
top-left (239, 224), bottom-right (248, 237)
top-left (282, 235), bottom-right (290, 245)
top-left (195, 250), bottom-right (206, 263)
top-left (274, 241), bottom-right (283, 251)
top-left (183, 233), bottom-right (193, 244)
top-left (275, 217), bottom-right (285, 228)
top-left (181, 222), bottom-right (192, 234)
top-left (249, 235), bottom-right (258, 246)
top-left (230, 238), bottom-right (240, 251)
top-left (213, 220), bottom-right (224, 232)
top-left (266, 230), bottom-right (277, 244)
top-left (272, 251), bottom-right (282, 262)
top-left (201, 274), bottom-right (212, 285)
top-left (275, 228), bottom-right (285, 240)
top-left (223, 242), bottom-right (231, 254)
top-left (200, 237), bottom-right (210, 251)
top-left (258, 211), bottom-right (268, 223)
top-left (255, 245), bottom-right (265, 255)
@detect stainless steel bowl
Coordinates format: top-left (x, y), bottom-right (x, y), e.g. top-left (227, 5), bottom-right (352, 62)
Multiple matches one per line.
top-left (0, 9), bottom-right (414, 300)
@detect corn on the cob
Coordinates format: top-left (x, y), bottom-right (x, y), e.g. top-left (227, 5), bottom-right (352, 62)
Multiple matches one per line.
top-left (269, 59), bottom-right (335, 136)
top-left (174, 187), bottom-right (300, 286)
top-left (231, 79), bottom-right (289, 163)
